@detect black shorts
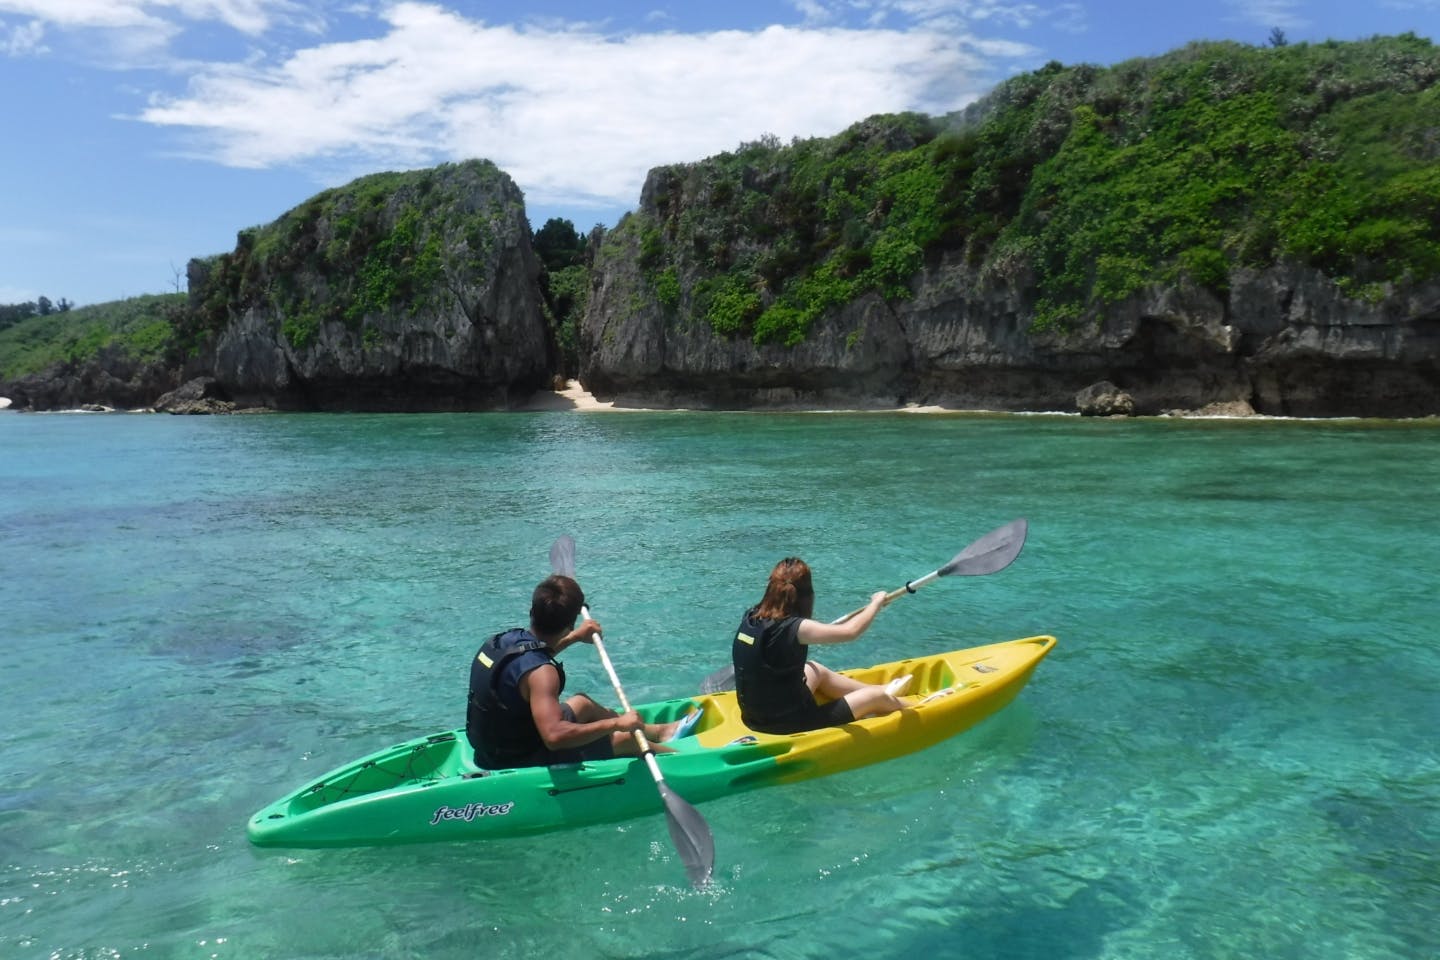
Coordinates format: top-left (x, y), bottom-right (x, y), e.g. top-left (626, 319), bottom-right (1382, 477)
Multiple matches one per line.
top-left (528, 702), bottom-right (618, 766)
top-left (749, 696), bottom-right (856, 735)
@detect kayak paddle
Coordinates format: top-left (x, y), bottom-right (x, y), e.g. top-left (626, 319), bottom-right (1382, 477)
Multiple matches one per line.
top-left (549, 536), bottom-right (716, 887)
top-left (698, 518), bottom-right (1029, 694)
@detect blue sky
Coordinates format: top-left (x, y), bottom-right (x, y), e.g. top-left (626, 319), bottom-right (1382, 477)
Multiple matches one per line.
top-left (2, 1), bottom-right (1436, 307)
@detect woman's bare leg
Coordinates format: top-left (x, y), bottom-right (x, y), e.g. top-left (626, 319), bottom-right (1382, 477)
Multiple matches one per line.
top-left (803, 662), bottom-right (908, 720)
top-left (804, 661), bottom-right (868, 697)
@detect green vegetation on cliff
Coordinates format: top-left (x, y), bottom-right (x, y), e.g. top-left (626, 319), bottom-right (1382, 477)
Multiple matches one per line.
top-left (179, 160), bottom-right (522, 354)
top-left (0, 294), bottom-right (183, 380)
top-left (1002, 36), bottom-right (1440, 326)
top-left (622, 34), bottom-right (1440, 343)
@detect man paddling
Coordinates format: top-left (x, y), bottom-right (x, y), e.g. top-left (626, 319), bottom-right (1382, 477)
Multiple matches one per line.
top-left (466, 574), bottom-right (682, 768)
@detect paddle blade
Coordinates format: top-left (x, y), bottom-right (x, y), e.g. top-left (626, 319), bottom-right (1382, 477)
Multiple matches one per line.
top-left (939, 518), bottom-right (1027, 577)
top-left (699, 665), bottom-right (736, 694)
top-left (549, 536), bottom-right (577, 578)
top-left (659, 782), bottom-right (715, 886)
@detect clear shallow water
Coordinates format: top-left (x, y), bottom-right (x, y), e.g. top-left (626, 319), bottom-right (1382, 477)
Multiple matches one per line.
top-left (1, 410), bottom-right (1436, 960)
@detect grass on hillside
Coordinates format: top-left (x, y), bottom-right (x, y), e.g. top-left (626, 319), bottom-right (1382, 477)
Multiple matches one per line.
top-left (0, 294), bottom-right (183, 381)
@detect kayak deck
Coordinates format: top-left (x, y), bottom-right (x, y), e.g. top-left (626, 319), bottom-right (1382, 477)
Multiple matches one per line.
top-left (683, 634), bottom-right (1055, 784)
top-left (247, 636), bottom-right (1055, 847)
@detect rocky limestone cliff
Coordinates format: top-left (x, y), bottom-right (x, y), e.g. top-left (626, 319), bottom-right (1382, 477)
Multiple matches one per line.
top-left (584, 195), bottom-right (1440, 417)
top-left (580, 37), bottom-right (1440, 418)
top-left (3, 345), bottom-right (185, 412)
top-left (190, 160), bottom-right (550, 411)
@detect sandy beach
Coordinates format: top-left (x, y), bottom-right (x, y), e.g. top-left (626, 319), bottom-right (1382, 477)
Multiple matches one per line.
top-left (518, 381), bottom-right (1305, 419)
top-left (521, 380), bottom-right (1069, 416)
top-left (520, 379), bottom-right (629, 412)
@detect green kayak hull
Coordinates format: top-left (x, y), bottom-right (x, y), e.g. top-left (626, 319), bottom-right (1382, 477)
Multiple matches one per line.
top-left (247, 635), bottom-right (1055, 848)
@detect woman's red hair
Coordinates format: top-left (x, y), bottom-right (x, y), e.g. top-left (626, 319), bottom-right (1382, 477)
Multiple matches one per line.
top-left (755, 557), bottom-right (815, 620)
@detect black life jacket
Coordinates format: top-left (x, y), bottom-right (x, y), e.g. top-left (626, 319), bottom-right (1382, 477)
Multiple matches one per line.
top-left (466, 628), bottom-right (566, 768)
top-left (731, 610), bottom-right (812, 731)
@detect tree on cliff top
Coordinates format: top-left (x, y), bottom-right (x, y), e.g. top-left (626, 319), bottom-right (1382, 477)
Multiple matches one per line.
top-left (533, 217), bottom-right (586, 271)
top-left (0, 297), bottom-right (72, 333)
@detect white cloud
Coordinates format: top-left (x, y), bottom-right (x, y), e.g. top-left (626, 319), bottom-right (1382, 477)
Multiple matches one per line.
top-left (1, 18), bottom-right (48, 55)
top-left (794, 1), bottom-right (1086, 38)
top-left (138, 2), bottom-right (1036, 210)
top-left (902, 1), bottom-right (1046, 27)
top-left (0, 1), bottom-right (161, 30)
top-left (790, 0), bottom-right (836, 24)
top-left (0, 0), bottom-right (322, 68)
top-left (1222, 0), bottom-right (1309, 30)
top-left (796, 0), bottom-right (1053, 29)
top-left (167, 0), bottom-right (299, 34)
top-left (0, 0), bottom-right (311, 40)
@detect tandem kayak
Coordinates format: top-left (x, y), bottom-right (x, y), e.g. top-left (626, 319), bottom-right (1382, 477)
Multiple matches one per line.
top-left (247, 635), bottom-right (1056, 848)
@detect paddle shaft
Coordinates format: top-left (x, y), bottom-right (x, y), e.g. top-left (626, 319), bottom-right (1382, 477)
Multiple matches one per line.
top-left (833, 518), bottom-right (1027, 622)
top-left (581, 603), bottom-right (664, 774)
top-left (831, 570), bottom-right (943, 624)
top-left (698, 576), bottom-right (930, 693)
top-left (549, 536), bottom-right (715, 885)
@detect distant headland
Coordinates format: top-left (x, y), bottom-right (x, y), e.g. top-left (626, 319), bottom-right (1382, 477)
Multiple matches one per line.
top-left (3, 35), bottom-right (1437, 419)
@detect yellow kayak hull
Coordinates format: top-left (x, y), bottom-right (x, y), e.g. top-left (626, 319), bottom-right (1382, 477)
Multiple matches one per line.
top-left (684, 635), bottom-right (1057, 786)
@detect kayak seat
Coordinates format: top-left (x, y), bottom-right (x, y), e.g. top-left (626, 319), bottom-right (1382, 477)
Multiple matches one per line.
top-left (452, 731), bottom-right (490, 777)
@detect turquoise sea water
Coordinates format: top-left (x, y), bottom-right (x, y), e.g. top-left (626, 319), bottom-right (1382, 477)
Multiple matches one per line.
top-left (1, 409), bottom-right (1436, 960)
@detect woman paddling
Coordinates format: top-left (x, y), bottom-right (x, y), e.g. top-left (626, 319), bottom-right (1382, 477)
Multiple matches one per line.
top-left (731, 557), bottom-right (911, 734)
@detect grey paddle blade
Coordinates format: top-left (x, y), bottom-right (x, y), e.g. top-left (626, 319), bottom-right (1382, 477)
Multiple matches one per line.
top-left (699, 665), bottom-right (736, 694)
top-left (549, 535), bottom-right (577, 578)
top-left (659, 783), bottom-right (715, 886)
top-left (939, 518), bottom-right (1027, 577)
